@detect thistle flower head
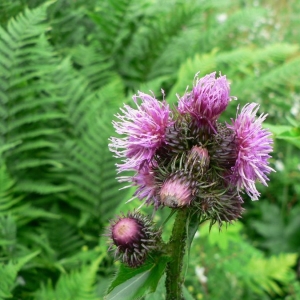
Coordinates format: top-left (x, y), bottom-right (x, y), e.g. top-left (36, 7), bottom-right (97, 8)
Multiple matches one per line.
top-left (108, 211), bottom-right (159, 268)
top-left (226, 103), bottom-right (274, 200)
top-left (178, 72), bottom-right (234, 129)
top-left (112, 217), bottom-right (141, 247)
top-left (132, 164), bottom-right (160, 207)
top-left (109, 91), bottom-right (173, 172)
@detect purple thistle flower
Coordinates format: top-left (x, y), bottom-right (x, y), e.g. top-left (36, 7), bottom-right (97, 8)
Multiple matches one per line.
top-left (118, 164), bottom-right (159, 207)
top-left (132, 165), bottom-right (160, 207)
top-left (109, 91), bottom-right (173, 172)
top-left (226, 103), bottom-right (274, 200)
top-left (178, 72), bottom-right (234, 131)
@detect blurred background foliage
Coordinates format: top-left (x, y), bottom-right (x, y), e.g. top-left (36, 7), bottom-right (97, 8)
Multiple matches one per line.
top-left (0, 0), bottom-right (300, 299)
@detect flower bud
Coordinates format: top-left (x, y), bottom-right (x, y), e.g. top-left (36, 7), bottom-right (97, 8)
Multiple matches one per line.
top-left (199, 189), bottom-right (244, 226)
top-left (211, 124), bottom-right (237, 169)
top-left (219, 193), bottom-right (244, 222)
top-left (157, 114), bottom-right (190, 159)
top-left (187, 145), bottom-right (210, 174)
top-left (160, 173), bottom-right (196, 208)
top-left (108, 211), bottom-right (158, 267)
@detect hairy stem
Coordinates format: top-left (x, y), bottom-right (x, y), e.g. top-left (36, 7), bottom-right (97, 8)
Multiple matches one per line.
top-left (165, 208), bottom-right (189, 300)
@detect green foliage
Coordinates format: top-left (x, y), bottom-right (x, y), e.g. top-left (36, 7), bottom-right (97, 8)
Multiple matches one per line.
top-left (186, 222), bottom-right (298, 300)
top-left (251, 202), bottom-right (300, 254)
top-left (34, 254), bottom-right (104, 300)
top-left (0, 251), bottom-right (40, 299)
top-left (0, 0), bottom-right (300, 299)
top-left (266, 120), bottom-right (300, 149)
top-left (0, 2), bottom-right (123, 298)
top-left (168, 43), bottom-right (300, 113)
top-left (143, 275), bottom-right (195, 300)
top-left (106, 255), bottom-right (169, 300)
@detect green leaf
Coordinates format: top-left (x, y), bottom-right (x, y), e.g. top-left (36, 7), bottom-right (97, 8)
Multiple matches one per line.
top-left (276, 128), bottom-right (300, 149)
top-left (105, 254), bottom-right (170, 300)
top-left (264, 123), bottom-right (300, 148)
top-left (263, 123), bottom-right (293, 135)
top-left (186, 210), bottom-right (201, 265)
top-left (144, 274), bottom-right (166, 300)
top-left (144, 275), bottom-right (196, 300)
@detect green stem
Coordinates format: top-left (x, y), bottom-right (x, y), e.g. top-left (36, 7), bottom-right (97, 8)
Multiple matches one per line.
top-left (165, 208), bottom-right (189, 300)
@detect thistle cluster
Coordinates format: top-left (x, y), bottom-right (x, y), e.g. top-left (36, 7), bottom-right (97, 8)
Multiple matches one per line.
top-left (107, 72), bottom-right (274, 267)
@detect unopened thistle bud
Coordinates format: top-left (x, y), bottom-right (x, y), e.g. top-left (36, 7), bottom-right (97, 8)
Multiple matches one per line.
top-left (219, 192), bottom-right (244, 222)
top-left (157, 114), bottom-right (190, 159)
top-left (160, 173), bottom-right (197, 208)
top-left (198, 189), bottom-right (244, 225)
top-left (108, 211), bottom-right (159, 267)
top-left (210, 123), bottom-right (237, 170)
top-left (187, 146), bottom-right (210, 174)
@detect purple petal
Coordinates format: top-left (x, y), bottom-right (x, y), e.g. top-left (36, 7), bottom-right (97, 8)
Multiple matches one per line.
top-left (227, 103), bottom-right (274, 200)
top-left (109, 91), bottom-right (173, 172)
top-left (178, 72), bottom-right (235, 129)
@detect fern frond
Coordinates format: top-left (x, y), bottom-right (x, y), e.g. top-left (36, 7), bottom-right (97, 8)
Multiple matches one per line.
top-left (246, 253), bottom-right (297, 295)
top-left (39, 220), bottom-right (85, 260)
top-left (0, 0), bottom-right (24, 27)
top-left (46, 0), bottom-right (97, 51)
top-left (0, 215), bottom-right (17, 257)
top-left (198, 7), bottom-right (267, 53)
top-left (167, 52), bottom-right (217, 101)
top-left (89, 0), bottom-right (151, 57)
top-left (0, 2), bottom-right (67, 194)
top-left (71, 44), bottom-right (116, 91)
top-left (168, 44), bottom-right (300, 106)
top-left (34, 255), bottom-right (104, 300)
top-left (0, 251), bottom-right (40, 299)
top-left (119, 0), bottom-right (208, 86)
top-left (15, 181), bottom-right (71, 194)
top-left (0, 163), bottom-right (26, 227)
top-left (55, 75), bottom-right (125, 222)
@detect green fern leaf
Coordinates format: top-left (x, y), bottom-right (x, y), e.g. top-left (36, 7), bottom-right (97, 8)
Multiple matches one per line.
top-left (0, 251), bottom-right (40, 299)
top-left (34, 255), bottom-right (104, 300)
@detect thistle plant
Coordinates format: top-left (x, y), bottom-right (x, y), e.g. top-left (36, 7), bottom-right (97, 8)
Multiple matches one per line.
top-left (106, 72), bottom-right (274, 300)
